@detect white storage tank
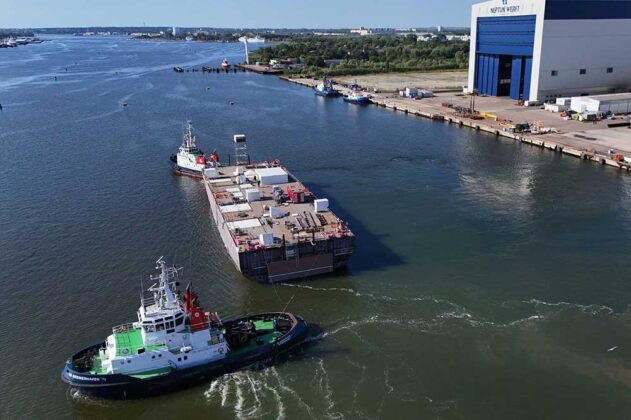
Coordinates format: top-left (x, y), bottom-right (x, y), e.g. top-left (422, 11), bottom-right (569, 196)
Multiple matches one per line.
top-left (244, 169), bottom-right (257, 182)
top-left (314, 198), bottom-right (329, 212)
top-left (544, 103), bottom-right (567, 112)
top-left (255, 167), bottom-right (288, 185)
top-left (556, 97), bottom-right (571, 106)
top-left (245, 188), bottom-right (260, 202)
top-left (571, 93), bottom-right (631, 114)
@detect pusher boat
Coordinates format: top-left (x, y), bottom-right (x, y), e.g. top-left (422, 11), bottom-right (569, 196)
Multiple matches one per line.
top-left (61, 257), bottom-right (308, 400)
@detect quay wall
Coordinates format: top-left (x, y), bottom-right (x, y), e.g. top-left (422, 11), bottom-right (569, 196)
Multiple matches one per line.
top-left (280, 77), bottom-right (631, 173)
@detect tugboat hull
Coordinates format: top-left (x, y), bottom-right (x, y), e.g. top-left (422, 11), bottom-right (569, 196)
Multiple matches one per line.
top-left (62, 313), bottom-right (308, 400)
top-left (314, 89), bottom-right (340, 97)
top-left (170, 156), bottom-right (203, 179)
top-left (343, 96), bottom-right (370, 105)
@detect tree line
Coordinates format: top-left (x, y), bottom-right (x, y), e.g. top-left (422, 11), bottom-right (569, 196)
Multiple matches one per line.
top-left (249, 34), bottom-right (469, 76)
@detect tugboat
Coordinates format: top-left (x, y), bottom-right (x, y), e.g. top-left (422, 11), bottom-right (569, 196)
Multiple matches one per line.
top-left (169, 120), bottom-right (218, 178)
top-left (61, 257), bottom-right (309, 400)
top-left (343, 83), bottom-right (370, 104)
top-left (314, 77), bottom-right (339, 97)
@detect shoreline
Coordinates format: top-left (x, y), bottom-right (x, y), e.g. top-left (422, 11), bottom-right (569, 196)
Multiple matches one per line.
top-left (280, 76), bottom-right (631, 172)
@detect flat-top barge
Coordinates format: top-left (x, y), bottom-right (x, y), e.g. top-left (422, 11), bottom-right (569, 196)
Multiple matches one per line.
top-left (202, 135), bottom-right (354, 283)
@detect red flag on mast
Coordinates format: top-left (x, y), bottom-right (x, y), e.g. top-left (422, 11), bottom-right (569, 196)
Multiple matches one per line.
top-left (184, 283), bottom-right (192, 312)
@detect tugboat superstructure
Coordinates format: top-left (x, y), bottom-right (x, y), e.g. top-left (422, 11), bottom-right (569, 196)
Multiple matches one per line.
top-left (98, 259), bottom-right (226, 376)
top-left (314, 77), bottom-right (339, 97)
top-left (61, 258), bottom-right (308, 399)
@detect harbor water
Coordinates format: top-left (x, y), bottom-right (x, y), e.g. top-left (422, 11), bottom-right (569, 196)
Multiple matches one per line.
top-left (2, 36), bottom-right (631, 419)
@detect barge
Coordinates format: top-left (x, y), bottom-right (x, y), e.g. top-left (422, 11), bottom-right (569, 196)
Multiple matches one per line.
top-left (202, 135), bottom-right (354, 283)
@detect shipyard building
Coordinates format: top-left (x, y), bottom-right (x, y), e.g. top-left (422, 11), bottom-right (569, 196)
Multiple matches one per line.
top-left (467, 0), bottom-right (631, 101)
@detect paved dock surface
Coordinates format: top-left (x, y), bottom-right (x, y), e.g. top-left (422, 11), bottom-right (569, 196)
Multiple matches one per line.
top-left (236, 64), bottom-right (283, 74)
top-left (282, 76), bottom-right (631, 171)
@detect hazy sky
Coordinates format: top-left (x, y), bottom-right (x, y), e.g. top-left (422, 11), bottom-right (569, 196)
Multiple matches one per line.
top-left (1, 0), bottom-right (477, 28)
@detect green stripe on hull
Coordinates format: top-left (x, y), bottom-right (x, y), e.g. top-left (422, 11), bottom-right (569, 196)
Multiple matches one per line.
top-left (128, 367), bottom-right (172, 379)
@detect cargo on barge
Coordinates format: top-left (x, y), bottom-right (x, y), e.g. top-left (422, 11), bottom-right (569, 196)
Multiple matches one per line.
top-left (202, 135), bottom-right (354, 283)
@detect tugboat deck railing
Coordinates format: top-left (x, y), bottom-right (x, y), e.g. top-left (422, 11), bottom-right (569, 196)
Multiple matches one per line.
top-left (112, 323), bottom-right (136, 334)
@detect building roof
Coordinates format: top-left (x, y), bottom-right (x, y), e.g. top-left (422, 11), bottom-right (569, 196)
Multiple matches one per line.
top-left (574, 93), bottom-right (631, 102)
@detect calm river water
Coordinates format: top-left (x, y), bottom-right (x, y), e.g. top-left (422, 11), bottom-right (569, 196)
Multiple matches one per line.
top-left (2, 36), bottom-right (631, 419)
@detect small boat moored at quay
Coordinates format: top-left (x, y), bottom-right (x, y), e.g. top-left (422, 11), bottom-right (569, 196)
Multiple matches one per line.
top-left (61, 257), bottom-right (309, 400)
top-left (170, 120), bottom-right (219, 178)
top-left (343, 87), bottom-right (370, 105)
top-left (221, 59), bottom-right (230, 69)
top-left (314, 77), bottom-right (340, 97)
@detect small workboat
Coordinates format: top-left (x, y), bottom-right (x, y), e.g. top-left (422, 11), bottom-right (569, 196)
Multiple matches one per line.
top-left (61, 257), bottom-right (309, 400)
top-left (221, 59), bottom-right (230, 69)
top-left (343, 89), bottom-right (370, 104)
top-left (314, 77), bottom-right (339, 97)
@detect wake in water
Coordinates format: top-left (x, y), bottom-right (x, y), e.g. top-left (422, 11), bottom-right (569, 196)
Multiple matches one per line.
top-left (282, 283), bottom-right (618, 334)
top-left (523, 299), bottom-right (614, 315)
top-left (204, 365), bottom-right (318, 420)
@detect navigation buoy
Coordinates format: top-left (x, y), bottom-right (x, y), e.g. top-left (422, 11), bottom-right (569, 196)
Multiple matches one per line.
top-left (229, 101), bottom-right (235, 105)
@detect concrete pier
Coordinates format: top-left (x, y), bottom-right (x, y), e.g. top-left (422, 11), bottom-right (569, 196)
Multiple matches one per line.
top-left (237, 64), bottom-right (283, 75)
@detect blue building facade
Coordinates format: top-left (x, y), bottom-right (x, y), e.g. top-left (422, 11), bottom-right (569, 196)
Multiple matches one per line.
top-left (468, 0), bottom-right (631, 101)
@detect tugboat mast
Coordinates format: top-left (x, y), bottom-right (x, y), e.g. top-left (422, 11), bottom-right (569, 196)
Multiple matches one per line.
top-left (147, 257), bottom-right (179, 310)
top-left (182, 120), bottom-right (196, 150)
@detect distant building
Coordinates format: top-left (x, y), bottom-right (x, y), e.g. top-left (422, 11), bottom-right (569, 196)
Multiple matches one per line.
top-left (314, 32), bottom-right (345, 36)
top-left (437, 25), bottom-right (443, 32)
top-left (172, 27), bottom-right (179, 37)
top-left (416, 33), bottom-right (436, 42)
top-left (446, 34), bottom-right (470, 42)
top-left (350, 27), bottom-right (371, 36)
top-left (468, 0), bottom-right (631, 101)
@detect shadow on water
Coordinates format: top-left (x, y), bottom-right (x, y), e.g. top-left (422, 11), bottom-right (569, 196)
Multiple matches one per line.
top-left (301, 181), bottom-right (405, 275)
